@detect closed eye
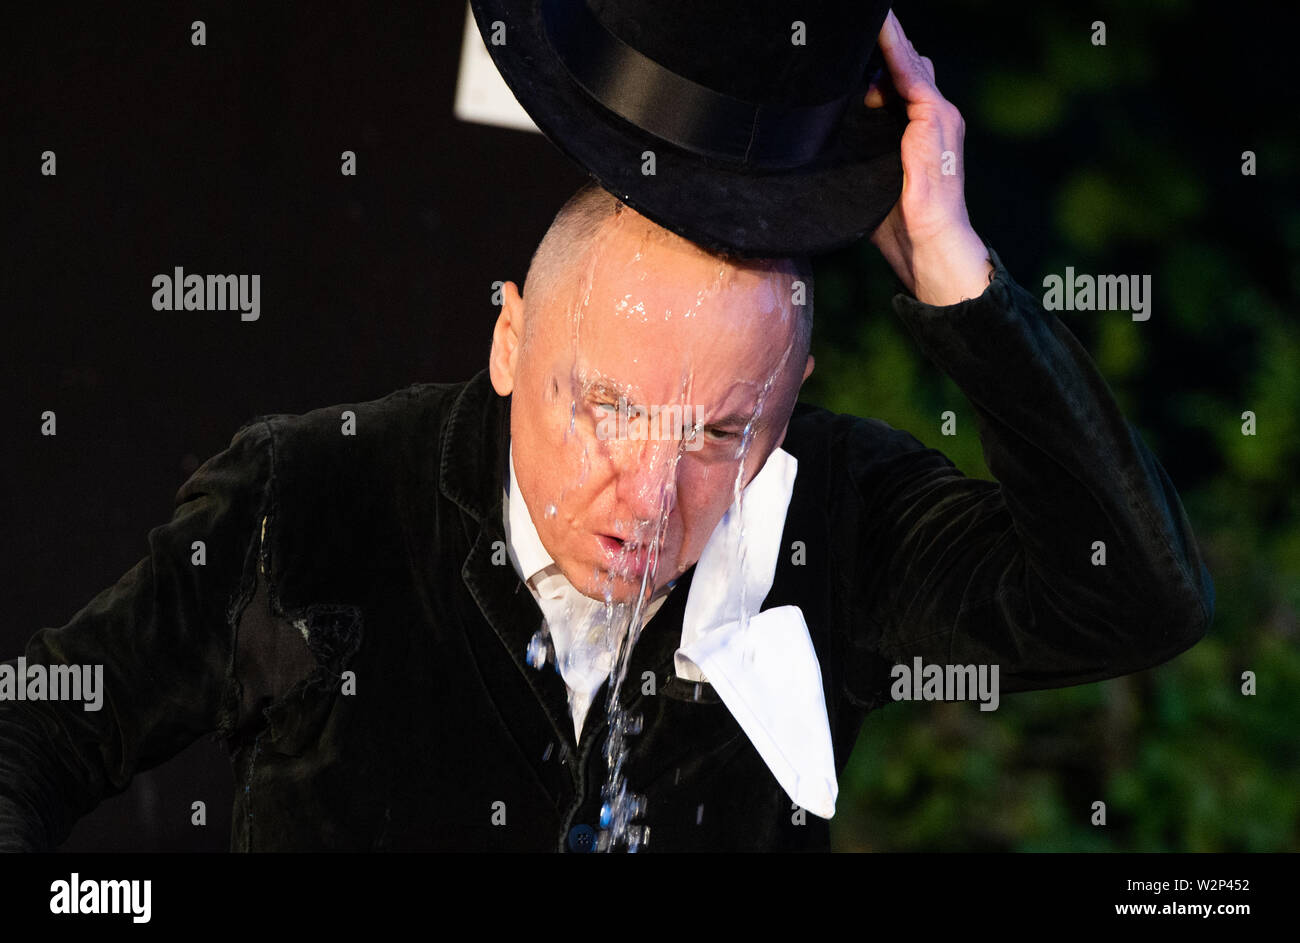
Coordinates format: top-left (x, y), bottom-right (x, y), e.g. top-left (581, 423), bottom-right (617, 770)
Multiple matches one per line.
top-left (687, 421), bottom-right (739, 443)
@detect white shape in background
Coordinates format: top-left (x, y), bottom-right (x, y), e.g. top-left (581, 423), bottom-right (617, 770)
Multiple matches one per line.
top-left (453, 2), bottom-right (542, 134)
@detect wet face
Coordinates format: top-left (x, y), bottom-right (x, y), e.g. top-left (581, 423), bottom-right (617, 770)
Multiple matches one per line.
top-left (489, 209), bottom-right (813, 605)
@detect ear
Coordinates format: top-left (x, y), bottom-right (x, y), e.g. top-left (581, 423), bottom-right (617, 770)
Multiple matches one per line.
top-left (489, 280), bottom-right (525, 396)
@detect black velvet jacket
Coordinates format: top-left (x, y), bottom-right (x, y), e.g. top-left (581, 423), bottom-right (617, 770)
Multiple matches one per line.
top-left (0, 248), bottom-right (1213, 852)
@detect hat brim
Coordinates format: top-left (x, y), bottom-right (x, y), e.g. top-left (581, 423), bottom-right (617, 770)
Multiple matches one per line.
top-left (469, 0), bottom-right (904, 257)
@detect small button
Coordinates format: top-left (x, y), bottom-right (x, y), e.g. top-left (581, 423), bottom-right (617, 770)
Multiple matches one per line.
top-left (567, 823), bottom-right (596, 853)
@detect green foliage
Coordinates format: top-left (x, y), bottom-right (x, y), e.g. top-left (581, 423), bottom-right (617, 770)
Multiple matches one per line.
top-left (811, 0), bottom-right (1300, 851)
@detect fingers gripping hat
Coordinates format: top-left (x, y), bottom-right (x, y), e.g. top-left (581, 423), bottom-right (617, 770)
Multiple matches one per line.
top-left (470, 0), bottom-right (905, 257)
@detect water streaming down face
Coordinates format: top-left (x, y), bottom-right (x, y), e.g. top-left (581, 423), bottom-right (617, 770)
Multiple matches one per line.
top-left (510, 205), bottom-right (805, 851)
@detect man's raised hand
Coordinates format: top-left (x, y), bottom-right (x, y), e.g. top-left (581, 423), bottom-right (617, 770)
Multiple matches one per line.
top-left (866, 10), bottom-right (993, 306)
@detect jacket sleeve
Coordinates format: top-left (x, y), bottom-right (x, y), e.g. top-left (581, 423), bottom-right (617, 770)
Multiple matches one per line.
top-left (843, 246), bottom-right (1213, 699)
top-left (0, 418), bottom-right (275, 851)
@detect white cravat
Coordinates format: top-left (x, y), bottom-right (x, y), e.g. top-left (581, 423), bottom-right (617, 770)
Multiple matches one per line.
top-left (502, 441), bottom-right (838, 819)
top-left (673, 447), bottom-right (838, 818)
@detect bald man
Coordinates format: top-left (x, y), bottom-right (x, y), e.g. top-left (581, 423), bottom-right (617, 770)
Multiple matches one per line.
top-left (0, 15), bottom-right (1212, 852)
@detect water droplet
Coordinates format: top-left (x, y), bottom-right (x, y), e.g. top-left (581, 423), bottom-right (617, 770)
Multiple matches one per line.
top-left (525, 630), bottom-right (548, 670)
top-left (544, 503), bottom-right (557, 519)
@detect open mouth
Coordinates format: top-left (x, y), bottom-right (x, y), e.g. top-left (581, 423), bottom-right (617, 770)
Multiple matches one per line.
top-left (597, 534), bottom-right (650, 576)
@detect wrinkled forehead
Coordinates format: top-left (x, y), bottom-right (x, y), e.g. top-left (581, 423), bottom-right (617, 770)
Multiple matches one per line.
top-left (541, 217), bottom-right (801, 409)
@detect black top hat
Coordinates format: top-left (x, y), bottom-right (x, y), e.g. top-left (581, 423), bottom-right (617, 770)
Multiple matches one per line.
top-left (470, 0), bottom-right (904, 257)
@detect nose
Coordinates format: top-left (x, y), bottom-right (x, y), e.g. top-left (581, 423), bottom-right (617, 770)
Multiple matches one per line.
top-left (611, 437), bottom-right (680, 530)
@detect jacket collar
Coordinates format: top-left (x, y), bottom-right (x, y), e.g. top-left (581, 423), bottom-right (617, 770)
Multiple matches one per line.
top-left (439, 368), bottom-right (511, 525)
top-left (436, 370), bottom-right (588, 770)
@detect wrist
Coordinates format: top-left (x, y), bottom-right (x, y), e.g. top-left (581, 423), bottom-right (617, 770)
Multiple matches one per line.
top-left (909, 226), bottom-right (993, 306)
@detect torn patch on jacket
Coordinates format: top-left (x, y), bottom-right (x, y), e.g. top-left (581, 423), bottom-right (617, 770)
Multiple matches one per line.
top-left (220, 508), bottom-right (365, 745)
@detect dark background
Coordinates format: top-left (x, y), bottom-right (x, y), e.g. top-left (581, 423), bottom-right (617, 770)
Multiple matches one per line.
top-left (3, 1), bottom-right (1296, 851)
